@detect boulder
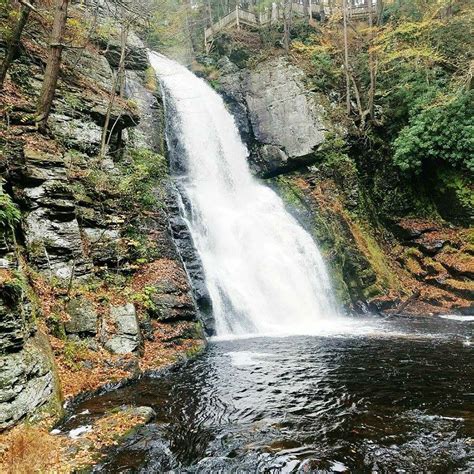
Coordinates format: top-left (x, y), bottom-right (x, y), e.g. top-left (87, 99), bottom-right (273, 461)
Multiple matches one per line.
top-left (49, 114), bottom-right (103, 155)
top-left (0, 285), bottom-right (61, 433)
top-left (0, 337), bottom-right (58, 430)
top-left (65, 298), bottom-right (98, 336)
top-left (103, 31), bottom-right (148, 71)
top-left (104, 303), bottom-right (141, 354)
top-left (218, 57), bottom-right (329, 176)
top-left (149, 292), bottom-right (196, 323)
top-left (127, 406), bottom-right (156, 423)
top-left (253, 145), bottom-right (290, 177)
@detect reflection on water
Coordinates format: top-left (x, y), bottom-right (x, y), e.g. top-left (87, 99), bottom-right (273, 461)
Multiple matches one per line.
top-left (63, 315), bottom-right (473, 472)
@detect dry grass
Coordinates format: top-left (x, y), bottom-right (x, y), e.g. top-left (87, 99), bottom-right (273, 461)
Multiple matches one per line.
top-left (0, 426), bottom-right (64, 474)
top-left (0, 411), bottom-right (149, 473)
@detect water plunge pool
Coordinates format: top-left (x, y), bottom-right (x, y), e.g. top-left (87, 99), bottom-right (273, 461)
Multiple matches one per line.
top-left (62, 315), bottom-right (473, 472)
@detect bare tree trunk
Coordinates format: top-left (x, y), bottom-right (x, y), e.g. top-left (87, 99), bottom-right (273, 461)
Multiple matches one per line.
top-left (184, 0), bottom-right (195, 57)
top-left (303, 0), bottom-right (309, 19)
top-left (283, 0), bottom-right (293, 53)
top-left (207, 0), bottom-right (213, 26)
top-left (376, 0), bottom-right (383, 24)
top-left (99, 23), bottom-right (128, 159)
top-left (0, 1), bottom-right (34, 89)
top-left (367, 0), bottom-right (376, 122)
top-left (36, 0), bottom-right (69, 131)
top-left (342, 0), bottom-right (351, 115)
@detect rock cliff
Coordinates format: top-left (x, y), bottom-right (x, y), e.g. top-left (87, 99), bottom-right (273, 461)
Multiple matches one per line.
top-left (218, 56), bottom-right (329, 177)
top-left (211, 54), bottom-right (473, 316)
top-left (0, 1), bottom-right (204, 430)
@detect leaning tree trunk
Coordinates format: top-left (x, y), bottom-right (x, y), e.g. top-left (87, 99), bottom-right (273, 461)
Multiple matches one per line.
top-left (36, 0), bottom-right (69, 131)
top-left (367, 0), bottom-right (376, 122)
top-left (342, 0), bottom-right (351, 116)
top-left (283, 0), bottom-right (293, 53)
top-left (0, 1), bottom-right (34, 89)
top-left (99, 23), bottom-right (128, 159)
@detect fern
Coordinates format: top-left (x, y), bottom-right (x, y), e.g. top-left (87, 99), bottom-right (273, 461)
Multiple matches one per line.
top-left (0, 189), bottom-right (21, 233)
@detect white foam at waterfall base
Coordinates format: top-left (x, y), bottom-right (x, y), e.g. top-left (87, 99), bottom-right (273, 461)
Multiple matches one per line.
top-left (149, 52), bottom-right (340, 337)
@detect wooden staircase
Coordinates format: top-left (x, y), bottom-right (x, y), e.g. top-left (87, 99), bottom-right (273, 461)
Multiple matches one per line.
top-left (204, 1), bottom-right (377, 51)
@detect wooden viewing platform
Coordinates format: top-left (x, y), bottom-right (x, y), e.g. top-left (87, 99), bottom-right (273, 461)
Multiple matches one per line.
top-left (205, 1), bottom-right (377, 50)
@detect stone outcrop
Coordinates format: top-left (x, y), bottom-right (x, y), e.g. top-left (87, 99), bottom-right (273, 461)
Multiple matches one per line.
top-left (394, 219), bottom-right (474, 305)
top-left (217, 57), bottom-right (329, 177)
top-left (0, 278), bottom-right (61, 430)
top-left (65, 298), bottom-right (98, 337)
top-left (103, 303), bottom-right (142, 354)
top-left (0, 0), bottom-right (204, 430)
top-left (103, 31), bottom-right (149, 71)
top-left (125, 70), bottom-right (165, 153)
top-left (272, 171), bottom-right (473, 315)
top-left (12, 146), bottom-right (91, 279)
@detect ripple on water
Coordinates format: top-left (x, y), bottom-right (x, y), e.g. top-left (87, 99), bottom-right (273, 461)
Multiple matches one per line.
top-left (62, 316), bottom-right (473, 472)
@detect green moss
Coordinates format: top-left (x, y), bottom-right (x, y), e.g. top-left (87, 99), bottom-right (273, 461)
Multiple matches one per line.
top-left (30, 331), bottom-right (64, 423)
top-left (131, 286), bottom-right (158, 312)
top-left (62, 340), bottom-right (88, 370)
top-left (270, 175), bottom-right (353, 305)
top-left (404, 247), bottom-right (423, 259)
top-left (424, 258), bottom-right (446, 275)
top-left (270, 172), bottom-right (405, 307)
top-left (0, 186), bottom-right (21, 235)
top-left (434, 167), bottom-right (474, 224)
top-left (185, 340), bottom-right (206, 358)
top-left (145, 66), bottom-right (159, 92)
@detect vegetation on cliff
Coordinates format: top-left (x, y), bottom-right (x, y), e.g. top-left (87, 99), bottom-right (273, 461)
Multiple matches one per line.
top-left (0, 0), bottom-right (204, 461)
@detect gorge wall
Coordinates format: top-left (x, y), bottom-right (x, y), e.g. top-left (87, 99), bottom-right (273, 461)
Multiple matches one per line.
top-left (207, 53), bottom-right (473, 316)
top-left (0, 1), bottom-right (205, 430)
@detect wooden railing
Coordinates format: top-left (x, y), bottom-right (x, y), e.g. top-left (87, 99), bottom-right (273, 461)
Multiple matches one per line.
top-left (205, 1), bottom-right (377, 49)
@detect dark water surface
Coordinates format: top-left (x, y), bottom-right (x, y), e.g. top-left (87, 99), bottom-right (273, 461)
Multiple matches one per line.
top-left (64, 315), bottom-right (473, 472)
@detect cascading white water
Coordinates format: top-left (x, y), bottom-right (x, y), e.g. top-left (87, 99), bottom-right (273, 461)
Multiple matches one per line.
top-left (150, 53), bottom-right (339, 336)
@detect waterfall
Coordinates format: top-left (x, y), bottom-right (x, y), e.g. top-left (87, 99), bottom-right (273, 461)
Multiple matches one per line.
top-left (149, 53), bottom-right (339, 336)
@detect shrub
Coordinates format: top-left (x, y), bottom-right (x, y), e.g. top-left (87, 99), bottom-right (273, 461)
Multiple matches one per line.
top-left (119, 148), bottom-right (168, 210)
top-left (393, 91), bottom-right (474, 174)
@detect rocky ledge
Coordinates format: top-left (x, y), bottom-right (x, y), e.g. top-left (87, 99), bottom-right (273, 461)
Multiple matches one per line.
top-left (215, 56), bottom-right (331, 177)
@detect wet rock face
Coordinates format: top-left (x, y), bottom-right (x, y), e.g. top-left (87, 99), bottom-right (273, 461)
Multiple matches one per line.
top-left (166, 190), bottom-right (214, 335)
top-left (218, 57), bottom-right (328, 177)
